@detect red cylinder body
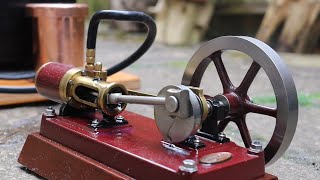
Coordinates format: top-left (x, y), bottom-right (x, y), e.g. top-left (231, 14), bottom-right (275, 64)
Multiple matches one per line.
top-left (35, 62), bottom-right (74, 102)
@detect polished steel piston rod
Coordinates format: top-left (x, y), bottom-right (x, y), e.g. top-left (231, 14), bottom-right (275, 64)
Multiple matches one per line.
top-left (108, 93), bottom-right (179, 113)
top-left (108, 93), bottom-right (166, 105)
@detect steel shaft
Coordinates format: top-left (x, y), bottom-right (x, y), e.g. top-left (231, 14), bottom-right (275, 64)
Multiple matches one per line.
top-left (108, 93), bottom-right (166, 105)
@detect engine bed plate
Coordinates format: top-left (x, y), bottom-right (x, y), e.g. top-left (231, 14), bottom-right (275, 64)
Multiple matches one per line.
top-left (25, 111), bottom-right (267, 179)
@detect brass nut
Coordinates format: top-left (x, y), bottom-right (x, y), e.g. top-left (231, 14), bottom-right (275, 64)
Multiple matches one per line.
top-left (86, 49), bottom-right (95, 57)
top-left (85, 64), bottom-right (94, 71)
top-left (86, 49), bottom-right (96, 64)
top-left (86, 57), bottom-right (95, 64)
top-left (100, 83), bottom-right (128, 116)
top-left (94, 62), bottom-right (102, 71)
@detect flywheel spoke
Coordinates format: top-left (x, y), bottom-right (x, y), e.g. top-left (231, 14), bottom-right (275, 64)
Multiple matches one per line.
top-left (245, 101), bottom-right (277, 118)
top-left (210, 51), bottom-right (234, 92)
top-left (234, 116), bottom-right (252, 148)
top-left (236, 61), bottom-right (261, 95)
top-left (181, 36), bottom-right (299, 165)
top-left (218, 119), bottom-right (230, 132)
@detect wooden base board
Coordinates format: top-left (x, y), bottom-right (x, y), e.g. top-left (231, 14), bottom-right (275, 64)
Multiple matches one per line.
top-left (18, 111), bottom-right (278, 180)
top-left (18, 133), bottom-right (131, 179)
top-left (0, 71), bottom-right (140, 106)
top-left (107, 71), bottom-right (140, 90)
top-left (19, 132), bottom-right (277, 180)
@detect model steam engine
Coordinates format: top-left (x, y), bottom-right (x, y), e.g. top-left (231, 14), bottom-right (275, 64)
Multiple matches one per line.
top-left (18, 10), bottom-right (298, 180)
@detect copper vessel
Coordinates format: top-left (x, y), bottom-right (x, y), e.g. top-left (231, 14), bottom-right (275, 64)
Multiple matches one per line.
top-left (25, 3), bottom-right (88, 69)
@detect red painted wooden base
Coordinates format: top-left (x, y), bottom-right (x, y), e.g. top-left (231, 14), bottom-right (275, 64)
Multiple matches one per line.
top-left (18, 111), bottom-right (278, 180)
top-left (18, 133), bottom-right (131, 179)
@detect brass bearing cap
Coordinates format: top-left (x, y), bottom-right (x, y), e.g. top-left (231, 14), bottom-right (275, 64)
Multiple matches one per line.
top-left (188, 87), bottom-right (209, 121)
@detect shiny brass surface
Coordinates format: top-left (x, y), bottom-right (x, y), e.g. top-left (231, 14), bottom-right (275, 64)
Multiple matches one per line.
top-left (59, 67), bottom-right (82, 102)
top-left (71, 76), bottom-right (99, 108)
top-left (100, 83), bottom-right (128, 116)
top-left (84, 49), bottom-right (107, 80)
top-left (86, 49), bottom-right (95, 59)
top-left (58, 66), bottom-right (128, 116)
top-left (86, 49), bottom-right (95, 63)
top-left (85, 49), bottom-right (96, 72)
top-left (188, 87), bottom-right (209, 121)
top-left (93, 62), bottom-right (107, 81)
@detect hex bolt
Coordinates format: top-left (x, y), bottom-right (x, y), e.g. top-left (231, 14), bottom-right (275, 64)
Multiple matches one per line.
top-left (194, 137), bottom-right (201, 144)
top-left (115, 116), bottom-right (124, 123)
top-left (45, 106), bottom-right (56, 117)
top-left (248, 140), bottom-right (263, 154)
top-left (218, 132), bottom-right (226, 138)
top-left (91, 119), bottom-right (99, 124)
top-left (179, 159), bottom-right (198, 173)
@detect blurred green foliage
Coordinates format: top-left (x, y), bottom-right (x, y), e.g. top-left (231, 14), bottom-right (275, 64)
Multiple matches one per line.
top-left (253, 92), bottom-right (320, 108)
top-left (77, 0), bottom-right (110, 16)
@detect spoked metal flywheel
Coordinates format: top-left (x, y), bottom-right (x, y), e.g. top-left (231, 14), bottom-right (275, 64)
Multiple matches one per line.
top-left (181, 36), bottom-right (298, 165)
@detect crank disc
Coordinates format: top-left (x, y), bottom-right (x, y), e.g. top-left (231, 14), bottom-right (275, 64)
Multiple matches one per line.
top-left (154, 85), bottom-right (202, 143)
top-left (181, 36), bottom-right (298, 165)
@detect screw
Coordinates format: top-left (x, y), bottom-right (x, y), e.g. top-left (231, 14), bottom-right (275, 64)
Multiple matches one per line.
top-left (218, 132), bottom-right (226, 138)
top-left (45, 106), bottom-right (56, 117)
top-left (248, 140), bottom-right (263, 154)
top-left (90, 119), bottom-right (99, 128)
top-left (91, 119), bottom-right (99, 124)
top-left (67, 97), bottom-right (73, 103)
top-left (115, 116), bottom-right (124, 123)
top-left (68, 80), bottom-right (74, 85)
top-left (194, 137), bottom-right (201, 144)
top-left (179, 159), bottom-right (198, 173)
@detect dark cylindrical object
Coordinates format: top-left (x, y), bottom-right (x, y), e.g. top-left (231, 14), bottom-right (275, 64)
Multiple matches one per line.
top-left (35, 62), bottom-right (74, 102)
top-left (0, 0), bottom-right (75, 70)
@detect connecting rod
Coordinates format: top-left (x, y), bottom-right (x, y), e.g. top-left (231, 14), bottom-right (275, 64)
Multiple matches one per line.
top-left (108, 93), bottom-right (179, 113)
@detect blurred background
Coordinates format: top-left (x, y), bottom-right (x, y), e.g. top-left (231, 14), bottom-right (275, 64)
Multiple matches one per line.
top-left (1, 0), bottom-right (318, 70)
top-left (0, 0), bottom-right (319, 179)
top-left (78, 0), bottom-right (319, 52)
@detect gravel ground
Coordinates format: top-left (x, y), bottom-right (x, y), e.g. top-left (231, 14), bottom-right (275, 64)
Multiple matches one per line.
top-left (0, 35), bottom-right (319, 179)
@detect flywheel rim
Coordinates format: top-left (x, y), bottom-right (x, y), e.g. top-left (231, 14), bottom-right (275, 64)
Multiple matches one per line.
top-left (181, 36), bottom-right (298, 165)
